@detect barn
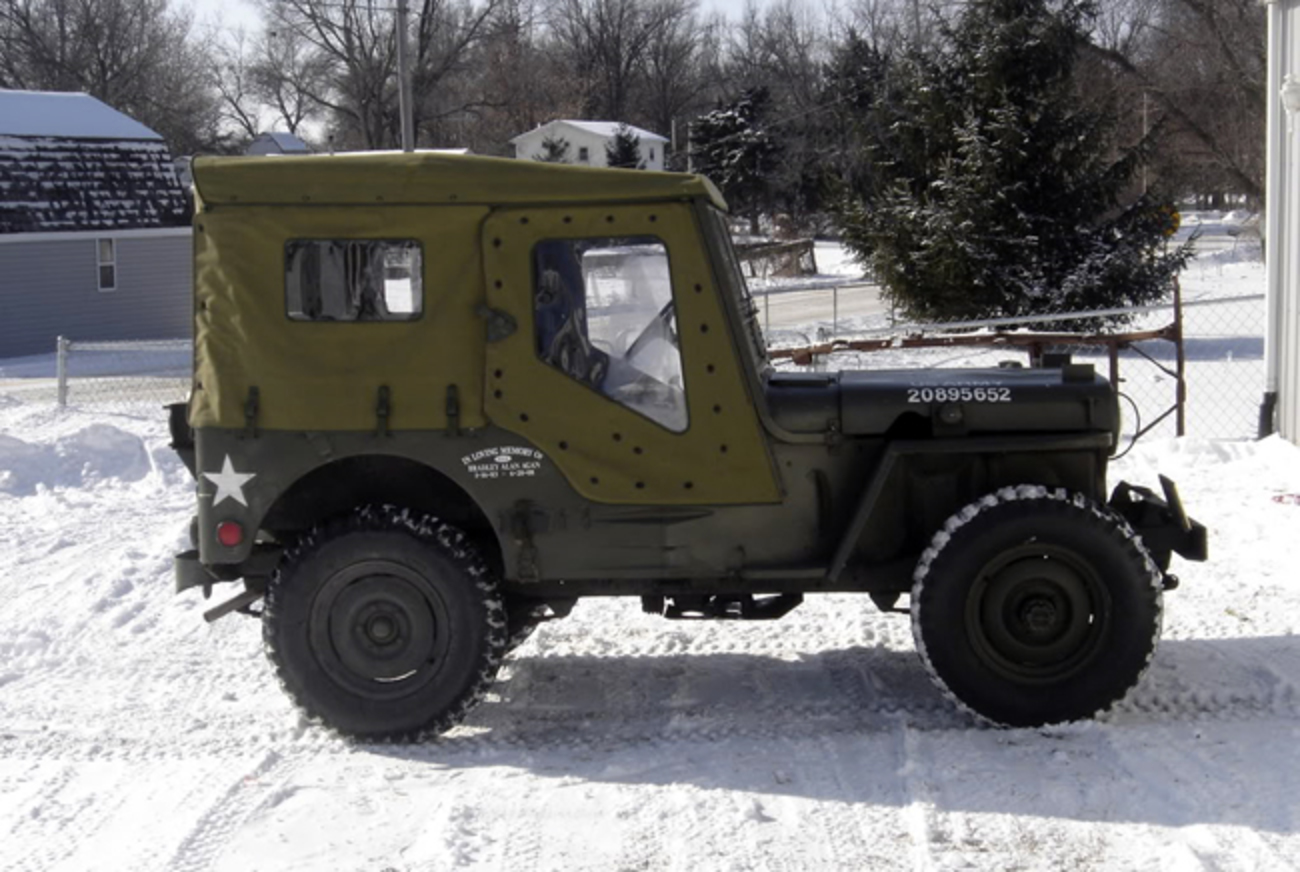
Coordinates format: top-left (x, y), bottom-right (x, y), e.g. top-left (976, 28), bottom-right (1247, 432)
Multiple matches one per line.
top-left (0, 90), bottom-right (191, 359)
top-left (1265, 1), bottom-right (1300, 442)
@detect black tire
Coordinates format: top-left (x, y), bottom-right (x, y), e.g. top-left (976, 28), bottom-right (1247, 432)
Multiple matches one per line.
top-left (910, 485), bottom-right (1163, 727)
top-left (263, 505), bottom-right (506, 740)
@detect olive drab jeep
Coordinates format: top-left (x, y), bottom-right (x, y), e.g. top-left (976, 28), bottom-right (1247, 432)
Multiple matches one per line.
top-left (170, 152), bottom-right (1207, 739)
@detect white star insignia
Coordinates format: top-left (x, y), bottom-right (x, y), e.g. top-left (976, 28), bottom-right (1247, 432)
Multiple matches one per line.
top-left (202, 455), bottom-right (256, 508)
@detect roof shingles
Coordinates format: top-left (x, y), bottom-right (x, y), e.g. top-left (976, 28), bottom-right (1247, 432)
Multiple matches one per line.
top-left (0, 135), bottom-right (189, 233)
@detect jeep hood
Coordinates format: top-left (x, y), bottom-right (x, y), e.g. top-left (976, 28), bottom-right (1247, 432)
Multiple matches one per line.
top-left (766, 367), bottom-right (1118, 438)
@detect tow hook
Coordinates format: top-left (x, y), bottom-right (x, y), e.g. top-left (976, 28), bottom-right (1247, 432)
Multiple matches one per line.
top-left (203, 580), bottom-right (267, 623)
top-left (1162, 573), bottom-right (1181, 592)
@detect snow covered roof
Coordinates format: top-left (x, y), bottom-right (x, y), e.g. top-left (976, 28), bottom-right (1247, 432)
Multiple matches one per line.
top-left (0, 90), bottom-right (162, 141)
top-left (246, 132), bottom-right (311, 155)
top-left (0, 135), bottom-right (189, 233)
top-left (510, 120), bottom-right (668, 145)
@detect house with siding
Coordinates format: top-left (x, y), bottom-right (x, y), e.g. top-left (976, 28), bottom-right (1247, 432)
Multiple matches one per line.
top-left (0, 90), bottom-right (192, 359)
top-left (510, 120), bottom-right (668, 171)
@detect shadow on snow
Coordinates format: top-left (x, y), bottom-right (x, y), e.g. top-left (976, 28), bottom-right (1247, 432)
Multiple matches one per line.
top-left (365, 633), bottom-right (1300, 833)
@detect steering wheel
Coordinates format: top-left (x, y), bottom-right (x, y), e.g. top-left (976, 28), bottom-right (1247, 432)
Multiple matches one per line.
top-left (623, 300), bottom-right (679, 362)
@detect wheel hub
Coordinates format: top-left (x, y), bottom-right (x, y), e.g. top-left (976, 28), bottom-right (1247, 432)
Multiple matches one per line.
top-left (363, 611), bottom-right (399, 645)
top-left (321, 572), bottom-right (440, 686)
top-left (968, 547), bottom-right (1106, 683)
top-left (1019, 597), bottom-right (1060, 638)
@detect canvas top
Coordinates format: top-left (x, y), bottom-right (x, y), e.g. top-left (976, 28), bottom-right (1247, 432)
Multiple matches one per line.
top-left (192, 151), bottom-right (723, 209)
top-left (0, 90), bottom-right (162, 141)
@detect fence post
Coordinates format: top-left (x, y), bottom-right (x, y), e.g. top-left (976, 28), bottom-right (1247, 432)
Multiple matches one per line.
top-left (56, 336), bottom-right (69, 407)
top-left (1174, 277), bottom-right (1186, 437)
top-left (764, 290), bottom-right (770, 334)
top-left (832, 285), bottom-right (839, 338)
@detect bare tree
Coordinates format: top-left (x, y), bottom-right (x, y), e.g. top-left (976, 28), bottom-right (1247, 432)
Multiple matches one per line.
top-left (638, 7), bottom-right (719, 138)
top-left (409, 0), bottom-right (504, 145)
top-left (210, 22), bottom-right (328, 144)
top-left (0, 0), bottom-right (225, 152)
top-left (549, 0), bottom-right (695, 122)
top-left (472, 0), bottom-right (584, 153)
top-left (838, 0), bottom-right (910, 52)
top-left (1084, 0), bottom-right (1266, 202)
top-left (258, 0), bottom-right (499, 150)
top-left (210, 29), bottom-right (267, 141)
top-left (259, 0), bottom-right (398, 149)
top-left (253, 25), bottom-right (329, 136)
top-left (1089, 0), bottom-right (1160, 58)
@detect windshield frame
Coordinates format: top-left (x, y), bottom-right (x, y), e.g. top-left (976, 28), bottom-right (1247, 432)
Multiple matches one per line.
top-left (697, 203), bottom-right (770, 378)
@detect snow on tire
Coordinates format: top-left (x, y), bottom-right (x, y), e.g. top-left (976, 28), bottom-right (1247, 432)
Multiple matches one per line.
top-left (263, 505), bottom-right (507, 741)
top-left (910, 486), bottom-right (1164, 728)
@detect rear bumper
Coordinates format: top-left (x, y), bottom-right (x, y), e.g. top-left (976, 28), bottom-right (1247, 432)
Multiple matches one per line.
top-left (175, 549), bottom-right (212, 595)
top-left (175, 545), bottom-right (284, 595)
top-left (1109, 476), bottom-right (1208, 569)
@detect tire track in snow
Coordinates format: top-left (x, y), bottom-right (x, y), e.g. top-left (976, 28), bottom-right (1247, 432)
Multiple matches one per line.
top-left (899, 723), bottom-right (939, 872)
top-left (496, 783), bottom-right (545, 872)
top-left (7, 655), bottom-right (1299, 768)
top-left (3, 765), bottom-right (79, 872)
top-left (166, 749), bottom-right (290, 872)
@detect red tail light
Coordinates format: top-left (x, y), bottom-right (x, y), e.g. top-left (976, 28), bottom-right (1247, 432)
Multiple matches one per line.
top-left (216, 521), bottom-right (244, 548)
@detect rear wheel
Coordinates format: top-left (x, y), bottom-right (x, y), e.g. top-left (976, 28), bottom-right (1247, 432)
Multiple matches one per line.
top-left (910, 486), bottom-right (1162, 727)
top-left (264, 506), bottom-right (506, 740)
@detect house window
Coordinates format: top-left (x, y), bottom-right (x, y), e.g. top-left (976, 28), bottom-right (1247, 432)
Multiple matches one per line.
top-left (650, 147), bottom-right (656, 163)
top-left (285, 239), bottom-right (423, 321)
top-left (97, 238), bottom-right (116, 292)
top-left (533, 236), bottom-right (687, 431)
top-left (578, 146), bottom-right (589, 163)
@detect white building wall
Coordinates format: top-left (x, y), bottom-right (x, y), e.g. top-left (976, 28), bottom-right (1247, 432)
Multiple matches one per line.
top-left (512, 122), bottom-right (667, 171)
top-left (1266, 0), bottom-right (1300, 442)
top-left (0, 229), bottom-right (192, 358)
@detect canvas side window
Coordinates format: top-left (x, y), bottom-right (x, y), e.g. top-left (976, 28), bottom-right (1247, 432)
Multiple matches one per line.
top-left (533, 237), bottom-right (688, 432)
top-left (97, 238), bottom-right (116, 292)
top-left (578, 146), bottom-right (589, 163)
top-left (285, 239), bottom-right (423, 321)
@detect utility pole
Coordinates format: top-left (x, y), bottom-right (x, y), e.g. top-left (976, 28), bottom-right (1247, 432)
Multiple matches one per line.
top-left (396, 0), bottom-right (414, 152)
top-left (1141, 91), bottom-right (1149, 194)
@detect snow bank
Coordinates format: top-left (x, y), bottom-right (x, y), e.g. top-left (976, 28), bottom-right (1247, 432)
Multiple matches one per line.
top-left (0, 424), bottom-right (151, 495)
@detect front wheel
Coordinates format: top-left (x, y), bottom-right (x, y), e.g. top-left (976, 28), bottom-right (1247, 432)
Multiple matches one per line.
top-left (910, 486), bottom-right (1163, 727)
top-left (263, 506), bottom-right (506, 740)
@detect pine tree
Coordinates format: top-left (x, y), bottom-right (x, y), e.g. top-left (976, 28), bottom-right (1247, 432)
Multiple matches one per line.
top-left (690, 88), bottom-right (782, 236)
top-left (835, 0), bottom-right (1189, 324)
top-left (534, 134), bottom-right (571, 163)
top-left (605, 123), bottom-right (645, 169)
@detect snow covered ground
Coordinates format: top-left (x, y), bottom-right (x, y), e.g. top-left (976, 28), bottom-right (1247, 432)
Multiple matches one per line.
top-left (2, 224), bottom-right (1298, 871)
top-left (2, 399), bottom-right (1299, 871)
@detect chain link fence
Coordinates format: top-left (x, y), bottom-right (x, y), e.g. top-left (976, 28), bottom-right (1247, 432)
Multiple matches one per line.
top-left (0, 275), bottom-right (1267, 444)
top-left (56, 338), bottom-right (191, 408)
top-left (0, 337), bottom-right (191, 410)
top-left (766, 288), bottom-right (1267, 444)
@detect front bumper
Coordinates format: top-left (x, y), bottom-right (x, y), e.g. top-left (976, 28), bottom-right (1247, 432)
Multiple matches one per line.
top-left (1109, 475), bottom-right (1208, 570)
